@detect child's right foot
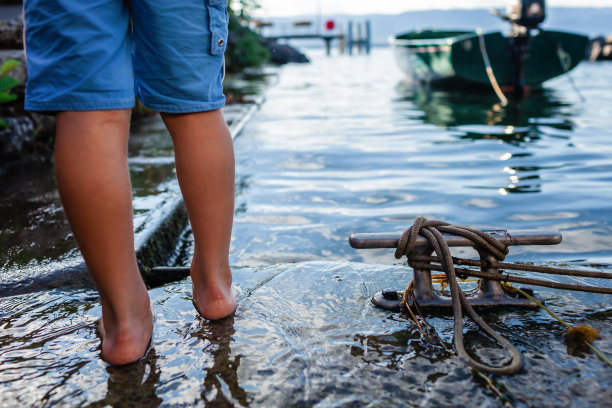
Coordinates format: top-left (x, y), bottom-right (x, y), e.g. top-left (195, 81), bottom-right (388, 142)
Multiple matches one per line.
top-left (190, 256), bottom-right (237, 320)
top-left (192, 283), bottom-right (238, 320)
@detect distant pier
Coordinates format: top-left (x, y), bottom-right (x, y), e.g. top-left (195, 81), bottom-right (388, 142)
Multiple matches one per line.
top-left (259, 19), bottom-right (372, 56)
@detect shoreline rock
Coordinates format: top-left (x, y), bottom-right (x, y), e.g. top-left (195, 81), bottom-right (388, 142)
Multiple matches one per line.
top-left (265, 39), bottom-right (310, 65)
top-left (0, 17), bottom-right (23, 50)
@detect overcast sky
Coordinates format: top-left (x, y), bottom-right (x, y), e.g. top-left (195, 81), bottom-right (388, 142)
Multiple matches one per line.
top-left (254, 0), bottom-right (611, 17)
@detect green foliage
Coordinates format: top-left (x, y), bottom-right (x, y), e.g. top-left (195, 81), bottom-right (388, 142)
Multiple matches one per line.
top-left (0, 76), bottom-right (20, 94)
top-left (0, 59), bottom-right (20, 76)
top-left (0, 59), bottom-right (21, 129)
top-left (225, 3), bottom-right (270, 73)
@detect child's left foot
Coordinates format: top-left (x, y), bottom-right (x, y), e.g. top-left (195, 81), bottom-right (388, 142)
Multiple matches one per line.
top-left (98, 298), bottom-right (154, 365)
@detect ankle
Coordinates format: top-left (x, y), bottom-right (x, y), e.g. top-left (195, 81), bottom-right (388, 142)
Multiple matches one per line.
top-left (190, 257), bottom-right (232, 288)
top-left (100, 289), bottom-right (151, 330)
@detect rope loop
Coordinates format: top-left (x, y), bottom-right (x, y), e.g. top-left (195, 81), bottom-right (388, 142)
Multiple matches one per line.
top-left (396, 217), bottom-right (523, 375)
top-left (389, 218), bottom-right (612, 372)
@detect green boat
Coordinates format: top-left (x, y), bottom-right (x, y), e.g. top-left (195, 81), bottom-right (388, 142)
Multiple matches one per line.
top-left (390, 1), bottom-right (589, 93)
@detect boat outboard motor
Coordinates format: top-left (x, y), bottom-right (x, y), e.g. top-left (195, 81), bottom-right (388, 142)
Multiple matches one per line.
top-left (507, 0), bottom-right (546, 30)
top-left (505, 0), bottom-right (546, 95)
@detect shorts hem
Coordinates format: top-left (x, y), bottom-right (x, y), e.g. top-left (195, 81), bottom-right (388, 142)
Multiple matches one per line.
top-left (142, 99), bottom-right (226, 113)
top-left (25, 99), bottom-right (136, 112)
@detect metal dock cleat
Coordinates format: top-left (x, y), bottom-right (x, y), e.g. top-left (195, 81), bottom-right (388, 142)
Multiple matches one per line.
top-left (349, 229), bottom-right (562, 310)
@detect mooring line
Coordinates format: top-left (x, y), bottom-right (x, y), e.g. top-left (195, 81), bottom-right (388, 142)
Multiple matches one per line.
top-left (506, 285), bottom-right (612, 368)
top-left (407, 263), bottom-right (612, 294)
top-left (477, 30), bottom-right (509, 106)
top-left (410, 254), bottom-right (612, 280)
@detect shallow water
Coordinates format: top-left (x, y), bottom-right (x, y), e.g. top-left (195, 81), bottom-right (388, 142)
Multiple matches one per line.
top-left (2, 49), bottom-right (612, 406)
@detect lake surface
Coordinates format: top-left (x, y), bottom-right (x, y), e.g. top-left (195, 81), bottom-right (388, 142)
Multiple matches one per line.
top-left (1, 48), bottom-right (612, 407)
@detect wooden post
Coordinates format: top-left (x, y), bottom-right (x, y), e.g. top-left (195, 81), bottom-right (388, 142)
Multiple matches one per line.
top-left (347, 21), bottom-right (353, 55)
top-left (365, 20), bottom-right (371, 54)
top-left (356, 23), bottom-right (362, 54)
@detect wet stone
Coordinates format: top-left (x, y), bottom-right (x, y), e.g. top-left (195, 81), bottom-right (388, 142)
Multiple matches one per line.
top-left (1, 262), bottom-right (612, 407)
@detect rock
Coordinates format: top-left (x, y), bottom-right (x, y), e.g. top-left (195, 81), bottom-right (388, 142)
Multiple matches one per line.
top-left (0, 112), bottom-right (56, 162)
top-left (0, 116), bottom-right (34, 157)
top-left (265, 40), bottom-right (309, 65)
top-left (0, 17), bottom-right (23, 50)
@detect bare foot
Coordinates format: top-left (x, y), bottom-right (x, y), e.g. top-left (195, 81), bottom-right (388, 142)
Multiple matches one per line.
top-left (192, 284), bottom-right (238, 320)
top-left (98, 300), bottom-right (154, 365)
top-left (191, 260), bottom-right (237, 320)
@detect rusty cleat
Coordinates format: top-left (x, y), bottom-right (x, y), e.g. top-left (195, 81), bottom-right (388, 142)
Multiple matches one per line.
top-left (350, 229), bottom-right (561, 310)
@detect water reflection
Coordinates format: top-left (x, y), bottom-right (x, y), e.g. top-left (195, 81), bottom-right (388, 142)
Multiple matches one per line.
top-left (0, 160), bottom-right (72, 271)
top-left (89, 350), bottom-right (162, 408)
top-left (398, 81), bottom-right (573, 134)
top-left (396, 82), bottom-right (579, 195)
top-left (191, 316), bottom-right (249, 406)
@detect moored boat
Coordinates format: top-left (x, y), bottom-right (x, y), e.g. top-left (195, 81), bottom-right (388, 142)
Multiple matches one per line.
top-left (390, 1), bottom-right (589, 93)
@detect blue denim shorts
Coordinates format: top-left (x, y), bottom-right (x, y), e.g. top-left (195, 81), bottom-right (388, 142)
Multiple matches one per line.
top-left (24, 0), bottom-right (228, 113)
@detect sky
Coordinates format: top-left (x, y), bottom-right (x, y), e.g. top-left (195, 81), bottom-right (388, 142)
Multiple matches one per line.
top-left (254, 0), bottom-right (611, 17)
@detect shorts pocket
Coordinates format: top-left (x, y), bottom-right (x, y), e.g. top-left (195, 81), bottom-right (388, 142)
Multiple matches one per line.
top-left (207, 0), bottom-right (229, 55)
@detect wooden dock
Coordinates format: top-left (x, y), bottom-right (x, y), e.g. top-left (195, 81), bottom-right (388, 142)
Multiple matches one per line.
top-left (262, 20), bottom-right (371, 56)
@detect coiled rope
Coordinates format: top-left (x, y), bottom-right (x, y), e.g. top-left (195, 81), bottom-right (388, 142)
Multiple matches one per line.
top-left (394, 217), bottom-right (612, 374)
top-left (394, 216), bottom-right (523, 374)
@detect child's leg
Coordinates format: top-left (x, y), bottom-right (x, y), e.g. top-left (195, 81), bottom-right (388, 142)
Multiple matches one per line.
top-left (161, 109), bottom-right (236, 320)
top-left (54, 110), bottom-right (153, 365)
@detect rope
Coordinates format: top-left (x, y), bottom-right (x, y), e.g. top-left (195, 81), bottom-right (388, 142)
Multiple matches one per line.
top-left (407, 255), bottom-right (612, 294)
top-left (556, 42), bottom-right (585, 102)
top-left (410, 255), bottom-right (612, 280)
top-left (394, 217), bottom-right (612, 374)
top-left (413, 264), bottom-right (612, 295)
top-left (395, 217), bottom-right (523, 375)
top-left (477, 31), bottom-right (508, 106)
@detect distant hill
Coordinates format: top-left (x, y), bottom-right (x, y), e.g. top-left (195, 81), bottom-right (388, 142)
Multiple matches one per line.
top-left (260, 7), bottom-right (612, 45)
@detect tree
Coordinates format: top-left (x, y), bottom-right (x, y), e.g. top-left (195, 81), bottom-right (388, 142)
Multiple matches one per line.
top-left (225, 0), bottom-right (270, 73)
